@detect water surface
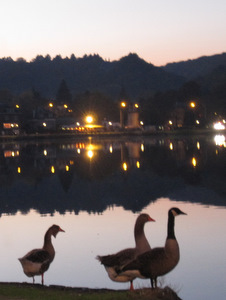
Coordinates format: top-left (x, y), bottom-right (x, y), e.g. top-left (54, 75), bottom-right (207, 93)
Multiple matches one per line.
top-left (0, 134), bottom-right (225, 299)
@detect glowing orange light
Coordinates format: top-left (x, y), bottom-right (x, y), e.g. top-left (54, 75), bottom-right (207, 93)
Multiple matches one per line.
top-left (122, 162), bottom-right (128, 171)
top-left (87, 150), bottom-right (94, 159)
top-left (192, 157), bottom-right (197, 167)
top-left (86, 115), bottom-right (93, 123)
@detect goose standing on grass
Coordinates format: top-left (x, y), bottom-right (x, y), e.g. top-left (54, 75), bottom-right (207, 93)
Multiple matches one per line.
top-left (121, 207), bottom-right (186, 288)
top-left (18, 224), bottom-right (65, 285)
top-left (96, 213), bottom-right (155, 290)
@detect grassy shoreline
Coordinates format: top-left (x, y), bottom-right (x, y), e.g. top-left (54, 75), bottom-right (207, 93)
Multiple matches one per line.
top-left (0, 282), bottom-right (182, 300)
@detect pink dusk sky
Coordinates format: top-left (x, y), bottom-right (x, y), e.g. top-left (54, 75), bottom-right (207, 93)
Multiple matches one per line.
top-left (1, 0), bottom-right (225, 66)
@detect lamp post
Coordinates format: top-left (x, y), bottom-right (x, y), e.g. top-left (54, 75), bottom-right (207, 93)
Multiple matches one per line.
top-left (120, 101), bottom-right (127, 128)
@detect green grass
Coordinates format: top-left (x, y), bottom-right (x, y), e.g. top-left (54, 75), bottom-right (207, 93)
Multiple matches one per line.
top-left (0, 284), bottom-right (129, 300)
top-left (0, 283), bottom-right (180, 300)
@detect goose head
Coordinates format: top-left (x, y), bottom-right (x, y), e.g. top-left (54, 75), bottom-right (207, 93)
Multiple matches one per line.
top-left (49, 225), bottom-right (65, 238)
top-left (170, 207), bottom-right (187, 217)
top-left (138, 213), bottom-right (155, 223)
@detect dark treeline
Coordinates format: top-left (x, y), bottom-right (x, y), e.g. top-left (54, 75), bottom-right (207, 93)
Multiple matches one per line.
top-left (0, 52), bottom-right (226, 125)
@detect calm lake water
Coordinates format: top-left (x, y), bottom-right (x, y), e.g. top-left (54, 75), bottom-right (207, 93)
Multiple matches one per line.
top-left (0, 134), bottom-right (225, 299)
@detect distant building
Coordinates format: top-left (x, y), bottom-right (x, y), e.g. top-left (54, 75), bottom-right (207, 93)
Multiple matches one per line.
top-left (0, 103), bottom-right (21, 135)
top-left (26, 107), bottom-right (56, 133)
top-left (126, 103), bottom-right (141, 129)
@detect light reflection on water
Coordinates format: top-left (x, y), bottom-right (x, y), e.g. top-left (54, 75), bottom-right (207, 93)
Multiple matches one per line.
top-left (0, 135), bottom-right (226, 300)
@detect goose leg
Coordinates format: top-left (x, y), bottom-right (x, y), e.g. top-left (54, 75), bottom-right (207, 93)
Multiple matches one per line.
top-left (129, 280), bottom-right (134, 291)
top-left (154, 278), bottom-right (157, 288)
top-left (41, 274), bottom-right (44, 285)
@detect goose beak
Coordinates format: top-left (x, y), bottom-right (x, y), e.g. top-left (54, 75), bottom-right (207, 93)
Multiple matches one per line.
top-left (148, 216), bottom-right (155, 222)
top-left (59, 227), bottom-right (65, 232)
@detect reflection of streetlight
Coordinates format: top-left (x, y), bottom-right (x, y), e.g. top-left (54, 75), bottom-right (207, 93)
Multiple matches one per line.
top-left (87, 150), bottom-right (94, 159)
top-left (122, 162), bottom-right (128, 171)
top-left (192, 157), bottom-right (197, 167)
top-left (214, 135), bottom-right (226, 147)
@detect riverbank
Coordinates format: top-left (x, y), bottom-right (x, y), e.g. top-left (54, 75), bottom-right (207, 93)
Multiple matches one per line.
top-left (0, 283), bottom-right (182, 300)
top-left (0, 127), bottom-right (224, 143)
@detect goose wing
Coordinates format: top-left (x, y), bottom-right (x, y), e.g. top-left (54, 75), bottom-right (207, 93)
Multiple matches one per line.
top-left (25, 249), bottom-right (50, 263)
top-left (122, 247), bottom-right (165, 272)
top-left (97, 248), bottom-right (136, 267)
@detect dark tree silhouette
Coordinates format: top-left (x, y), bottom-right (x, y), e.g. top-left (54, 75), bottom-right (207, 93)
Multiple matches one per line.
top-left (56, 79), bottom-right (72, 105)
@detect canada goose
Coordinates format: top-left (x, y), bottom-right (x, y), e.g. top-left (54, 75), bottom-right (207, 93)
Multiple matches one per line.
top-left (18, 224), bottom-right (65, 285)
top-left (97, 213), bottom-right (155, 290)
top-left (121, 207), bottom-right (186, 288)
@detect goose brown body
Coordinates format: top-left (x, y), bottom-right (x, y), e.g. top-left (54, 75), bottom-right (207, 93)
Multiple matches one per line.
top-left (18, 224), bottom-right (65, 285)
top-left (97, 213), bottom-right (155, 290)
top-left (122, 208), bottom-right (186, 288)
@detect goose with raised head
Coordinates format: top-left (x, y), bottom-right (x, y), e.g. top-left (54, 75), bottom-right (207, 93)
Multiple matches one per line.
top-left (121, 207), bottom-right (186, 288)
top-left (18, 224), bottom-right (65, 285)
top-left (97, 213), bottom-right (155, 290)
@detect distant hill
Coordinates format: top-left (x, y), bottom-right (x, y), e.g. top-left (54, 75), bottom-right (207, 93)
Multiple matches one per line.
top-left (0, 53), bottom-right (184, 99)
top-left (0, 52), bottom-right (226, 101)
top-left (162, 52), bottom-right (226, 80)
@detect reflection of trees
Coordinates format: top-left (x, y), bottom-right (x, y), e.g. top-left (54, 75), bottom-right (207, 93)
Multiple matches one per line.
top-left (0, 136), bottom-right (225, 217)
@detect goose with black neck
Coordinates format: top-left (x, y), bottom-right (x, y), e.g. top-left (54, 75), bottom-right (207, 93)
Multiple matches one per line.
top-left (121, 207), bottom-right (187, 288)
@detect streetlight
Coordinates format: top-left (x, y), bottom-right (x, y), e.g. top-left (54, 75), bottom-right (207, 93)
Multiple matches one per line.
top-left (189, 101), bottom-right (196, 108)
top-left (134, 103), bottom-right (139, 109)
top-left (120, 101), bottom-right (127, 128)
top-left (85, 115), bottom-right (94, 124)
top-left (121, 101), bottom-right (127, 108)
